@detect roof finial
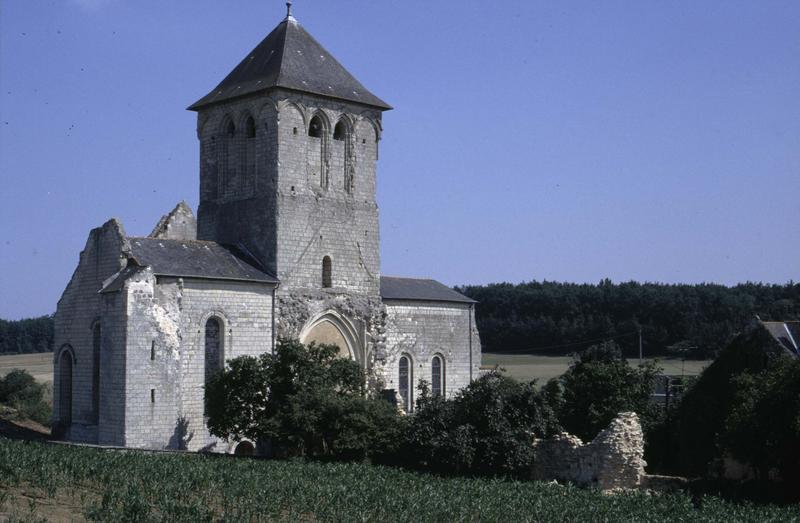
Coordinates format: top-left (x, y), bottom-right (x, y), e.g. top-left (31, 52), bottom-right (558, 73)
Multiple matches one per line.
top-left (286, 2), bottom-right (294, 20)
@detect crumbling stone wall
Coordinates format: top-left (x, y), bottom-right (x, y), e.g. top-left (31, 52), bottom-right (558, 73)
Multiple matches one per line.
top-left (150, 201), bottom-right (197, 241)
top-left (121, 272), bottom-right (274, 452)
top-left (533, 412), bottom-right (646, 490)
top-left (53, 219), bottom-right (130, 443)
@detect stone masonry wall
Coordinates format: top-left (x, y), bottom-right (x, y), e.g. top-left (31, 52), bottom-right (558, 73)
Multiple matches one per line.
top-left (532, 412), bottom-right (646, 490)
top-left (381, 300), bottom-right (481, 401)
top-left (53, 219), bottom-right (129, 443)
top-left (273, 92), bottom-right (381, 297)
top-left (121, 272), bottom-right (274, 452)
top-left (196, 89), bottom-right (383, 300)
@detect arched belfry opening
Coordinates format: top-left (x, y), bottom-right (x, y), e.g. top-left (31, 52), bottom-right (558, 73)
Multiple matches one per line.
top-left (333, 120), bottom-right (347, 141)
top-left (220, 118), bottom-right (237, 198)
top-left (243, 115), bottom-right (256, 195)
top-left (307, 113), bottom-right (329, 190)
top-left (308, 114), bottom-right (324, 138)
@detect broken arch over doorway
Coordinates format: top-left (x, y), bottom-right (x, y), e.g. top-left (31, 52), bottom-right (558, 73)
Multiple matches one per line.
top-left (299, 310), bottom-right (364, 365)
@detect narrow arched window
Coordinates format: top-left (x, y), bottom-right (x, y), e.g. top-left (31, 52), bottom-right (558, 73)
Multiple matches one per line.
top-left (431, 355), bottom-right (444, 397)
top-left (205, 317), bottom-right (223, 388)
top-left (92, 322), bottom-right (101, 423)
top-left (243, 116), bottom-right (256, 195)
top-left (399, 355), bottom-right (412, 412)
top-left (245, 116), bottom-right (256, 138)
top-left (58, 348), bottom-right (73, 425)
top-left (322, 256), bottom-right (332, 288)
top-left (308, 115), bottom-right (323, 138)
top-left (221, 119), bottom-right (237, 198)
top-left (333, 120), bottom-right (346, 141)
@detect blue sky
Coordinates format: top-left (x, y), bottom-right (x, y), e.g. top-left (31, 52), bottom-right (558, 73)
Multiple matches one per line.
top-left (1, 1), bottom-right (798, 319)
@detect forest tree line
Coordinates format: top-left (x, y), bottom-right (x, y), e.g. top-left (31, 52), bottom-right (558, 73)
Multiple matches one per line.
top-left (0, 315), bottom-right (54, 354)
top-left (2, 280), bottom-right (799, 358)
top-left (457, 280), bottom-right (799, 358)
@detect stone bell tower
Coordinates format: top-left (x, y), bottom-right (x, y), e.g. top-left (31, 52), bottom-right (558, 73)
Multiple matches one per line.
top-left (188, 5), bottom-right (392, 364)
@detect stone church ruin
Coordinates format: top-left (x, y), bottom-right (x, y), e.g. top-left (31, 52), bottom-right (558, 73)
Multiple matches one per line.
top-left (53, 7), bottom-right (481, 451)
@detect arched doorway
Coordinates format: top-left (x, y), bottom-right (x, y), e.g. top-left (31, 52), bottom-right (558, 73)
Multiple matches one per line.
top-left (299, 311), bottom-right (361, 363)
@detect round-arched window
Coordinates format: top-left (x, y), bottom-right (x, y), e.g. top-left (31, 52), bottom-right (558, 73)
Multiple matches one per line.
top-left (399, 355), bottom-right (412, 413)
top-left (431, 355), bottom-right (444, 397)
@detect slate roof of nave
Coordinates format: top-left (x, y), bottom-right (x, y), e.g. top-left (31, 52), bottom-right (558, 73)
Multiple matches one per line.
top-left (102, 237), bottom-right (277, 289)
top-left (188, 13), bottom-right (390, 111)
top-left (380, 276), bottom-right (476, 304)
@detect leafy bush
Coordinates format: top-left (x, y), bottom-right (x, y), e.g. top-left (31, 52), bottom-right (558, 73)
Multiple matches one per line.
top-left (0, 369), bottom-right (51, 426)
top-left (553, 341), bottom-right (660, 442)
top-left (205, 338), bottom-right (403, 461)
top-left (404, 372), bottom-right (561, 478)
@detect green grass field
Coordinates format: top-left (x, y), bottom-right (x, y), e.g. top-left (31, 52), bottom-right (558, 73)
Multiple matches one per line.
top-left (0, 438), bottom-right (794, 522)
top-left (482, 353), bottom-right (711, 383)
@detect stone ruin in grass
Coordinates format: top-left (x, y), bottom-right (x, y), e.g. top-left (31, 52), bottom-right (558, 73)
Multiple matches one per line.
top-left (533, 412), bottom-right (646, 490)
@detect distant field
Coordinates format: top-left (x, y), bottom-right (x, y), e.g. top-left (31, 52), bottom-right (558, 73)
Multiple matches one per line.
top-left (482, 353), bottom-right (711, 383)
top-left (0, 353), bottom-right (52, 383)
top-left (1, 352), bottom-right (711, 387)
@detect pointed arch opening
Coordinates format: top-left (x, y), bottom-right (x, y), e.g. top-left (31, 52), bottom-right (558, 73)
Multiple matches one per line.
top-left (299, 310), bottom-right (362, 364)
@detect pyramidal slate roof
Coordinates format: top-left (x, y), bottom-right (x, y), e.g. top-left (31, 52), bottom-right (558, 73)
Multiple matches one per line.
top-left (188, 14), bottom-right (390, 111)
top-left (380, 276), bottom-right (476, 304)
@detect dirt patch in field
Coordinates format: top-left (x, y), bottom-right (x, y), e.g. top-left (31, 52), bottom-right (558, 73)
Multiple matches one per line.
top-left (0, 484), bottom-right (91, 522)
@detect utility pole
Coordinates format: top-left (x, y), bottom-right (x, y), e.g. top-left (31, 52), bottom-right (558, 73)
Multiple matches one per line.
top-left (638, 328), bottom-right (643, 364)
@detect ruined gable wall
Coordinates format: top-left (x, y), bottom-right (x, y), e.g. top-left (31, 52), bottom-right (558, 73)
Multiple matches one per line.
top-left (53, 219), bottom-right (129, 443)
top-left (381, 300), bottom-right (481, 399)
top-left (532, 412), bottom-right (646, 490)
top-left (150, 201), bottom-right (197, 241)
top-left (121, 273), bottom-right (274, 452)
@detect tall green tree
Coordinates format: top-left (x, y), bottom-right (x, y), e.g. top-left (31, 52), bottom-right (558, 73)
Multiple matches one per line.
top-left (553, 341), bottom-right (660, 441)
